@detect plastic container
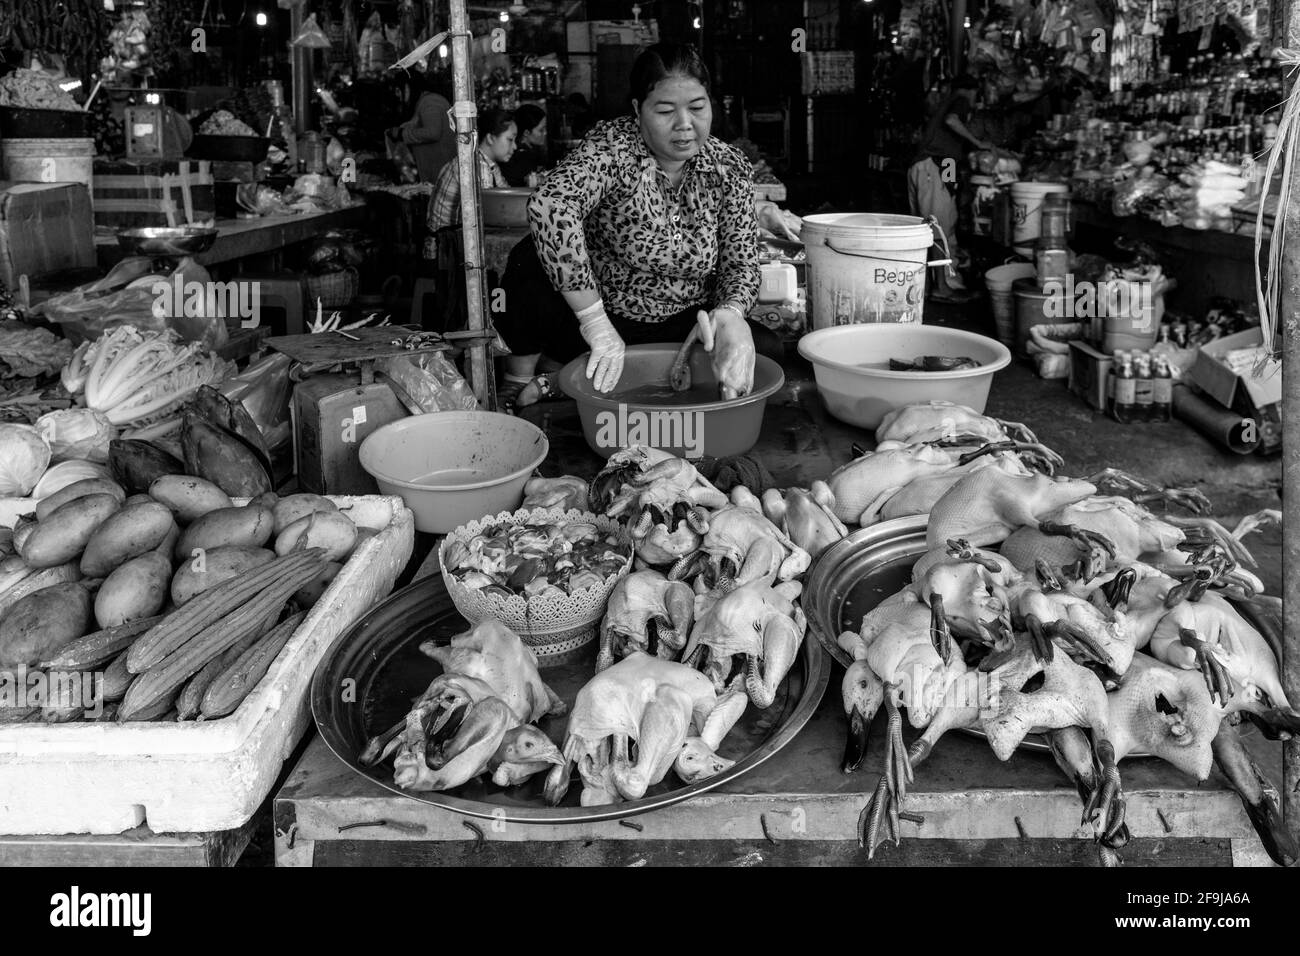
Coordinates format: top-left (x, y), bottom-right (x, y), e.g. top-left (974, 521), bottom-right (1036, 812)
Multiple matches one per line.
top-left (1009, 181), bottom-right (1069, 255)
top-left (797, 324), bottom-right (1011, 429)
top-left (357, 411), bottom-right (548, 533)
top-left (1100, 278), bottom-right (1159, 353)
top-left (801, 213), bottom-right (938, 329)
top-left (0, 137), bottom-right (94, 188)
top-left (558, 344), bottom-right (785, 460)
top-left (480, 187), bottom-right (533, 227)
top-left (1013, 277), bottom-right (1072, 359)
top-left (759, 261), bottom-right (798, 302)
top-left (985, 262), bottom-right (1036, 347)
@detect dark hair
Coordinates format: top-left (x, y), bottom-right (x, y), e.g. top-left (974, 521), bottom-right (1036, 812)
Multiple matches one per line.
top-left (953, 74), bottom-right (980, 91)
top-left (628, 42), bottom-right (711, 107)
top-left (513, 104), bottom-right (546, 134)
top-left (478, 108), bottom-right (515, 143)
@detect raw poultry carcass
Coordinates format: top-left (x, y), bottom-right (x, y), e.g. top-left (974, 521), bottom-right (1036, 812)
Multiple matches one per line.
top-left (760, 482), bottom-right (848, 559)
top-left (598, 570), bottom-right (695, 671)
top-left (522, 475), bottom-right (591, 513)
top-left (978, 636), bottom-right (1126, 844)
top-left (673, 504), bottom-right (810, 589)
top-left (1211, 721), bottom-right (1299, 867)
top-left (544, 653), bottom-right (748, 806)
top-left (589, 446), bottom-right (728, 572)
top-left (1149, 590), bottom-right (1300, 738)
top-left (826, 440), bottom-right (1057, 528)
top-left (378, 621), bottom-right (567, 792)
top-left (875, 400), bottom-right (1042, 447)
top-left (685, 577), bottom-right (806, 706)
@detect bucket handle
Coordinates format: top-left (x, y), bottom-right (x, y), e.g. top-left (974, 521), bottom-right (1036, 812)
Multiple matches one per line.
top-left (821, 217), bottom-right (956, 277)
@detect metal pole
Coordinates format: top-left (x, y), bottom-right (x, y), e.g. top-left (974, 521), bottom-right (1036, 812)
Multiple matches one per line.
top-left (950, 0), bottom-right (967, 76)
top-left (449, 0), bottom-right (495, 410)
top-left (290, 2), bottom-right (312, 134)
top-left (1283, 7), bottom-right (1300, 860)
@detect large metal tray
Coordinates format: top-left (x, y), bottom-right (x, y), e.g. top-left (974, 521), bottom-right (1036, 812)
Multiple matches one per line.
top-left (311, 574), bottom-right (830, 824)
top-left (801, 514), bottom-right (1280, 756)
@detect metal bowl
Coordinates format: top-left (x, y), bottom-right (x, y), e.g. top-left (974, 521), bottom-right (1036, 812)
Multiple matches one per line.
top-left (116, 226), bottom-right (219, 258)
top-left (310, 574), bottom-right (829, 824)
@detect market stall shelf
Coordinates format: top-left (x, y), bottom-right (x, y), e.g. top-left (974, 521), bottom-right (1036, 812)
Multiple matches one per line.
top-left (93, 206), bottom-right (369, 270)
top-left (0, 495), bottom-right (414, 835)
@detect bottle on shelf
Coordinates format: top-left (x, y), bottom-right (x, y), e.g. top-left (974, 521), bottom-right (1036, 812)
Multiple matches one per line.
top-left (1112, 353), bottom-right (1136, 424)
top-left (1133, 352), bottom-right (1153, 423)
top-left (1151, 356), bottom-right (1172, 422)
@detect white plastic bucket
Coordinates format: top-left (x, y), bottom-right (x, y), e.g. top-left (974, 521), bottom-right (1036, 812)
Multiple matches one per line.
top-left (802, 213), bottom-right (938, 329)
top-left (985, 261), bottom-right (1036, 346)
top-left (0, 137), bottom-right (94, 189)
top-left (1009, 182), bottom-right (1068, 255)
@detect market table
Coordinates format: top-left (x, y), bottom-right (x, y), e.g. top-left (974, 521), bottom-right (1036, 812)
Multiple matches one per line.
top-left (272, 363), bottom-right (1281, 868)
top-left (93, 205), bottom-right (370, 271)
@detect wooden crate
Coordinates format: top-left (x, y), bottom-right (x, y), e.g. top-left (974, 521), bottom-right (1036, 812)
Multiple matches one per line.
top-left (93, 159), bottom-right (216, 230)
top-left (0, 496), bottom-right (414, 835)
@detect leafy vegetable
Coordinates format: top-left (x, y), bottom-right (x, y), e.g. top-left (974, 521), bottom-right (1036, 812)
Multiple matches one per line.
top-left (0, 424), bottom-right (51, 496)
top-left (0, 322), bottom-right (74, 380)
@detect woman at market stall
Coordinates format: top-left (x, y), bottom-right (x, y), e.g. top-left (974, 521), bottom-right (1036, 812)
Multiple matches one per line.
top-left (423, 109), bottom-right (517, 263)
top-left (494, 43), bottom-right (776, 408)
top-left (500, 103), bottom-right (549, 188)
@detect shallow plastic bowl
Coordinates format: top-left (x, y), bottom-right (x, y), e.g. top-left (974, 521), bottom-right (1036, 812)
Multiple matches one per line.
top-left (797, 324), bottom-right (1011, 430)
top-left (358, 411), bottom-right (548, 533)
top-left (559, 344), bottom-right (785, 460)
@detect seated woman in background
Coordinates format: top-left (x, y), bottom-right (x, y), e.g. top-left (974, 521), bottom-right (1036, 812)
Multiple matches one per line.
top-left (500, 103), bottom-right (548, 187)
top-left (424, 109), bottom-right (517, 262)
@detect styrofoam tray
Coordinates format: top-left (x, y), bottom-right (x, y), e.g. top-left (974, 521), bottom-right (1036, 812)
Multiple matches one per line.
top-left (0, 495), bottom-right (415, 835)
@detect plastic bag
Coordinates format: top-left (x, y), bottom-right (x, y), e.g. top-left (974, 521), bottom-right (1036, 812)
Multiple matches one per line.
top-left (35, 408), bottom-right (116, 463)
top-left (36, 257), bottom-right (229, 350)
top-left (381, 353), bottom-right (478, 412)
top-left (292, 13), bottom-right (333, 48)
top-left (220, 352), bottom-right (293, 455)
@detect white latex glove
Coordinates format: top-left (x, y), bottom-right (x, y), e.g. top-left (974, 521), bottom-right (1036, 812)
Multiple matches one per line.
top-left (577, 301), bottom-right (625, 393)
top-left (697, 307), bottom-right (755, 400)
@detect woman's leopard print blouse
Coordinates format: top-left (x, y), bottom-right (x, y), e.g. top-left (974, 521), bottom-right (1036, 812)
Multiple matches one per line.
top-left (526, 116), bottom-right (760, 323)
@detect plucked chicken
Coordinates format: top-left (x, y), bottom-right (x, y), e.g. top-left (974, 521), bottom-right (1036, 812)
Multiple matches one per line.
top-left (598, 569), bottom-right (695, 671)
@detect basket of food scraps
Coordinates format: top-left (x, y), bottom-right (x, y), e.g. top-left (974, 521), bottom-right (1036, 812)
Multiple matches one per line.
top-left (438, 508), bottom-right (633, 661)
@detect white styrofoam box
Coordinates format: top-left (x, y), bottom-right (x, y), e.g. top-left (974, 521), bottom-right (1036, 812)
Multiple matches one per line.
top-left (0, 495), bottom-right (415, 835)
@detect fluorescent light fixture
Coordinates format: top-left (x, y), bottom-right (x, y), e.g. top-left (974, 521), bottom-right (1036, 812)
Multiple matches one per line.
top-left (256, 11), bottom-right (268, 26)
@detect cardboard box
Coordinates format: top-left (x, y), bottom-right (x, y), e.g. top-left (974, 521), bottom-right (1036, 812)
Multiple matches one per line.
top-left (1069, 339), bottom-right (1113, 412)
top-left (0, 182), bottom-right (96, 289)
top-left (1188, 328), bottom-right (1282, 410)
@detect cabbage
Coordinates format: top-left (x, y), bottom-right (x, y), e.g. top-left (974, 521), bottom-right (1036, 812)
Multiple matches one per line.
top-left (35, 408), bottom-right (116, 463)
top-left (0, 424), bottom-right (51, 496)
top-left (31, 460), bottom-right (112, 500)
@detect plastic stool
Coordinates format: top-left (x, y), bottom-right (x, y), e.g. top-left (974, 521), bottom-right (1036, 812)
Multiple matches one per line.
top-left (236, 273), bottom-right (308, 335)
top-left (409, 277), bottom-right (440, 330)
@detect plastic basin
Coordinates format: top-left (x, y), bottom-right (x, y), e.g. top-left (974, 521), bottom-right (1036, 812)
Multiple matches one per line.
top-left (797, 324), bottom-right (1011, 430)
top-left (481, 188), bottom-right (532, 228)
top-left (558, 344), bottom-right (785, 460)
top-left (358, 411), bottom-right (548, 533)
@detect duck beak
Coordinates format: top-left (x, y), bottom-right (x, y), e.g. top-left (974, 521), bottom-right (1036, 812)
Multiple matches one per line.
top-left (537, 742), bottom-right (566, 766)
top-left (843, 705), bottom-right (871, 773)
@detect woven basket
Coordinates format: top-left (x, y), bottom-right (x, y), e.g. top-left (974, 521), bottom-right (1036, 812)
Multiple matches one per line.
top-left (306, 267), bottom-right (359, 309)
top-left (439, 508), bottom-right (632, 662)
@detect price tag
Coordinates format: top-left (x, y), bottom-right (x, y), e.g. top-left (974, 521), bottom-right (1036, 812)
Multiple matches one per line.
top-left (353, 405), bottom-right (367, 425)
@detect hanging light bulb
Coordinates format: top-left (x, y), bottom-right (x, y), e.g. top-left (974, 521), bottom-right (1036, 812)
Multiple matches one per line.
top-left (256, 11), bottom-right (268, 26)
top-left (439, 44), bottom-right (449, 58)
top-left (693, 16), bottom-right (701, 28)
top-left (499, 10), bottom-right (509, 21)
top-left (963, 15), bottom-right (972, 27)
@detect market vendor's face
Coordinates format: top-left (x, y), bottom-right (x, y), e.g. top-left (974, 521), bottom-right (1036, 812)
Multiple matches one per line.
top-left (522, 120), bottom-right (547, 148)
top-left (482, 122), bottom-right (518, 164)
top-left (634, 74), bottom-right (711, 166)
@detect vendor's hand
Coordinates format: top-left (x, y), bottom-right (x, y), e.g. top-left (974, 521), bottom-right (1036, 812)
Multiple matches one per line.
top-left (755, 199), bottom-right (801, 241)
top-left (697, 307), bottom-right (755, 400)
top-left (577, 303), bottom-right (625, 393)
